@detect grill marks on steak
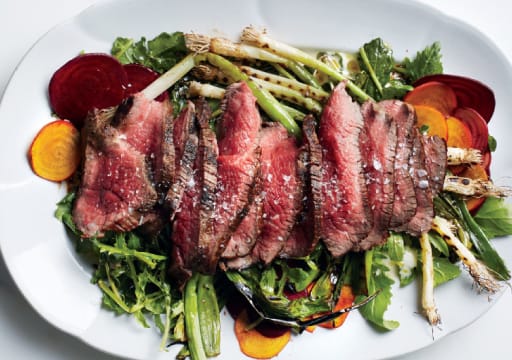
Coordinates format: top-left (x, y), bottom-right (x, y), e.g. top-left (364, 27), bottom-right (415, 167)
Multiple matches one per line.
top-left (381, 100), bottom-right (418, 229)
top-left (318, 83), bottom-right (372, 257)
top-left (356, 102), bottom-right (397, 251)
top-left (169, 99), bottom-right (218, 283)
top-left (166, 102), bottom-right (198, 220)
top-left (72, 93), bottom-right (173, 237)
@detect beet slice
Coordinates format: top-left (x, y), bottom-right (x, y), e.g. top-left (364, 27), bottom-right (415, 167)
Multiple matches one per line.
top-left (404, 81), bottom-right (457, 116)
top-left (453, 107), bottom-right (489, 154)
top-left (49, 53), bottom-right (129, 127)
top-left (414, 74), bottom-right (495, 122)
top-left (123, 63), bottom-right (168, 102)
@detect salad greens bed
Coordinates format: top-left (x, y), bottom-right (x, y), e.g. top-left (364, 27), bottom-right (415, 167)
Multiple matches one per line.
top-left (56, 31), bottom-right (512, 358)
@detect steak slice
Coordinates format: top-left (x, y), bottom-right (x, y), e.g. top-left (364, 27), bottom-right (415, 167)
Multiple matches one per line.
top-left (115, 93), bottom-right (174, 192)
top-left (169, 99), bottom-right (218, 283)
top-left (166, 102), bottom-right (199, 220)
top-left (195, 99), bottom-right (219, 274)
top-left (72, 94), bottom-right (172, 237)
top-left (281, 115), bottom-right (322, 258)
top-left (380, 100), bottom-right (418, 229)
top-left (356, 102), bottom-right (397, 251)
top-left (422, 135), bottom-right (447, 196)
top-left (221, 157), bottom-right (263, 259)
top-left (251, 124), bottom-right (303, 264)
top-left (212, 82), bottom-right (261, 262)
top-left (401, 129), bottom-right (434, 235)
top-left (319, 82), bottom-right (372, 257)
top-left (280, 149), bottom-right (312, 258)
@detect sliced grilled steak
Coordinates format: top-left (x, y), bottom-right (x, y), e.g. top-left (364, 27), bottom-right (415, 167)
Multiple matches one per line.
top-left (169, 99), bottom-right (219, 283)
top-left (422, 135), bottom-right (447, 196)
top-left (195, 99), bottom-right (219, 274)
top-left (319, 82), bottom-right (372, 257)
top-left (73, 94), bottom-right (173, 237)
top-left (280, 149), bottom-right (312, 258)
top-left (222, 159), bottom-right (263, 259)
top-left (166, 102), bottom-right (199, 220)
top-left (280, 116), bottom-right (323, 258)
top-left (380, 100), bottom-right (418, 229)
top-left (213, 82), bottom-right (261, 262)
top-left (401, 129), bottom-right (434, 235)
top-left (356, 102), bottom-right (397, 251)
top-left (250, 124), bottom-right (303, 264)
top-left (115, 94), bottom-right (174, 192)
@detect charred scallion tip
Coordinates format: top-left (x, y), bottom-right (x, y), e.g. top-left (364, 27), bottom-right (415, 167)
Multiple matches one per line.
top-left (431, 216), bottom-right (501, 293)
top-left (193, 63), bottom-right (322, 114)
top-left (239, 65), bottom-right (329, 102)
top-left (240, 25), bottom-right (372, 102)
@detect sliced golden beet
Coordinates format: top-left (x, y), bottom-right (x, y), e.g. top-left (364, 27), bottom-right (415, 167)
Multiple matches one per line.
top-left (234, 309), bottom-right (291, 359)
top-left (414, 105), bottom-right (448, 140)
top-left (319, 285), bottom-right (355, 329)
top-left (28, 120), bottom-right (81, 182)
top-left (446, 116), bottom-right (473, 149)
top-left (404, 81), bottom-right (457, 116)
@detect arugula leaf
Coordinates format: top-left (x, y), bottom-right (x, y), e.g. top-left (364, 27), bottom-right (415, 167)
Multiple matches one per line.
top-left (400, 42), bottom-right (443, 82)
top-left (432, 257), bottom-right (461, 287)
top-left (428, 232), bottom-right (450, 257)
top-left (358, 247), bottom-right (399, 330)
top-left (355, 38), bottom-right (412, 101)
top-left (111, 32), bottom-right (187, 73)
top-left (474, 197), bottom-right (512, 238)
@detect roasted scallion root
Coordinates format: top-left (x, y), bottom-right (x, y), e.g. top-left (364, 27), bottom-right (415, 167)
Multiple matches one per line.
top-left (431, 216), bottom-right (501, 293)
top-left (419, 232), bottom-right (441, 326)
top-left (185, 33), bottom-right (288, 64)
top-left (240, 26), bottom-right (371, 102)
top-left (446, 147), bottom-right (483, 165)
top-left (443, 176), bottom-right (512, 198)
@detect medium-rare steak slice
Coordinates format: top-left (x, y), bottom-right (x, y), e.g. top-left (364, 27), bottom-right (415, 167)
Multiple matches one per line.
top-left (221, 159), bottom-right (263, 259)
top-left (280, 149), bottom-right (312, 258)
top-left (251, 124), bottom-right (303, 264)
top-left (212, 82), bottom-right (261, 263)
top-left (169, 99), bottom-right (219, 283)
top-left (72, 94), bottom-right (173, 237)
top-left (356, 102), bottom-right (397, 251)
top-left (319, 82), bottom-right (372, 257)
top-left (166, 102), bottom-right (199, 220)
top-left (115, 93), bottom-right (175, 193)
top-left (195, 99), bottom-right (219, 274)
top-left (421, 135), bottom-right (447, 196)
top-left (281, 116), bottom-right (322, 258)
top-left (400, 129), bottom-right (434, 235)
top-left (380, 100), bottom-right (418, 229)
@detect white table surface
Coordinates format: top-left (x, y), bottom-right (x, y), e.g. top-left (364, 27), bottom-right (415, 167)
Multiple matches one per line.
top-left (0, 0), bottom-right (510, 359)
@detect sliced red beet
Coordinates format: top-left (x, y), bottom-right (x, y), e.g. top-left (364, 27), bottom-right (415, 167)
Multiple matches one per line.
top-left (123, 63), bottom-right (168, 102)
top-left (49, 53), bottom-right (128, 128)
top-left (453, 107), bottom-right (489, 154)
top-left (414, 74), bottom-right (495, 122)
